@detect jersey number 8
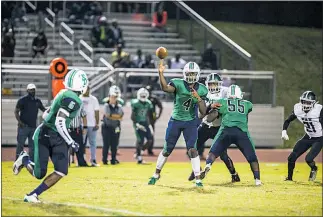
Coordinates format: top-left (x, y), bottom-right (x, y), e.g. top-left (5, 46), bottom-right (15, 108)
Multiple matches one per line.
top-left (227, 99), bottom-right (245, 114)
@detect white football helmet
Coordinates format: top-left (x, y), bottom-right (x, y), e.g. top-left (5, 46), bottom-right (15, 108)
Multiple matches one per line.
top-left (137, 87), bottom-right (149, 102)
top-left (64, 68), bottom-right (88, 94)
top-left (109, 85), bottom-right (121, 97)
top-left (206, 73), bottom-right (223, 94)
top-left (183, 62), bottom-right (200, 84)
top-left (227, 84), bottom-right (243, 99)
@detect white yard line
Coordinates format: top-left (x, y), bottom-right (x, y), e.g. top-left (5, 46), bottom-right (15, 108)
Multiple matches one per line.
top-left (3, 197), bottom-right (159, 216)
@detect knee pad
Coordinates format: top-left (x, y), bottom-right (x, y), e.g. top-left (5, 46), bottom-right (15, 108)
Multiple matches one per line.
top-left (305, 154), bottom-right (313, 164)
top-left (220, 152), bottom-right (229, 161)
top-left (35, 169), bottom-right (47, 180)
top-left (246, 155), bottom-right (258, 163)
top-left (288, 152), bottom-right (297, 163)
top-left (187, 148), bottom-right (198, 158)
top-left (162, 150), bottom-right (171, 157)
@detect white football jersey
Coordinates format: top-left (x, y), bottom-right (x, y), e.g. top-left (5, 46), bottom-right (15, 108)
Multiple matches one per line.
top-left (294, 103), bottom-right (322, 137)
top-left (202, 86), bottom-right (228, 127)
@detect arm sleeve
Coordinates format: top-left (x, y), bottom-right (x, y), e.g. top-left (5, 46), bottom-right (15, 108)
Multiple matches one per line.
top-left (55, 108), bottom-right (74, 145)
top-left (282, 110), bottom-right (297, 130)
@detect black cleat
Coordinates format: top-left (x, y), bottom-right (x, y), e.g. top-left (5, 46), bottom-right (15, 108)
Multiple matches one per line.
top-left (200, 167), bottom-right (210, 180)
top-left (188, 171), bottom-right (195, 181)
top-left (309, 166), bottom-right (318, 181)
top-left (231, 173), bottom-right (241, 183)
top-left (284, 177), bottom-right (293, 181)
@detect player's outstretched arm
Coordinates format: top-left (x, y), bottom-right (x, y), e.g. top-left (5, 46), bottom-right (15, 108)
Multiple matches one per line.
top-left (158, 60), bottom-right (175, 93)
top-left (282, 111), bottom-right (297, 131)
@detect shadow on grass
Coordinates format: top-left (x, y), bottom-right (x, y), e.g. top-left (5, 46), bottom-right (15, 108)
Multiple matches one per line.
top-left (158, 184), bottom-right (217, 194)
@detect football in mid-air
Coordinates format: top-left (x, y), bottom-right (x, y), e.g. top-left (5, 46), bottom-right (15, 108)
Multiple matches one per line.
top-left (156, 46), bottom-right (168, 59)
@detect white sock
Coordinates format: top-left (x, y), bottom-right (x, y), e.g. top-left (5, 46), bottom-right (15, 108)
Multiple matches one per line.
top-left (137, 155), bottom-right (142, 161)
top-left (153, 173), bottom-right (159, 179)
top-left (156, 151), bottom-right (168, 170)
top-left (191, 156), bottom-right (201, 176)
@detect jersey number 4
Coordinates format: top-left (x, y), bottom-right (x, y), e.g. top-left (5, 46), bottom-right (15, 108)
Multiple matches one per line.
top-left (302, 118), bottom-right (316, 133)
top-left (183, 98), bottom-right (192, 111)
top-left (227, 99), bottom-right (245, 113)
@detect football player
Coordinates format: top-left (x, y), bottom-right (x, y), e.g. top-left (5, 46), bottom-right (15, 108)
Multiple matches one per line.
top-left (131, 88), bottom-right (154, 164)
top-left (188, 73), bottom-right (240, 182)
top-left (102, 85), bottom-right (125, 106)
top-left (148, 61), bottom-right (208, 187)
top-left (13, 69), bottom-right (89, 202)
top-left (282, 91), bottom-right (323, 181)
top-left (200, 84), bottom-right (262, 186)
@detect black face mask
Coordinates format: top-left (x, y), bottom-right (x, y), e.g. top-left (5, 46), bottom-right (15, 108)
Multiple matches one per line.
top-left (28, 92), bottom-right (35, 97)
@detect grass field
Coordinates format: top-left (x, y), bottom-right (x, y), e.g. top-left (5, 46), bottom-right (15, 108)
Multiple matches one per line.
top-left (168, 20), bottom-right (322, 148)
top-left (2, 161), bottom-right (322, 216)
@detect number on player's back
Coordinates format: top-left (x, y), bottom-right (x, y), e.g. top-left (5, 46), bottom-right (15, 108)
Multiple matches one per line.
top-left (227, 99), bottom-right (245, 114)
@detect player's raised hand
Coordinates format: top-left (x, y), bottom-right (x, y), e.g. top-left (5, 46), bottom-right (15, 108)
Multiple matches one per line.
top-left (158, 59), bottom-right (166, 74)
top-left (191, 88), bottom-right (201, 101)
top-left (281, 130), bottom-right (289, 140)
top-left (210, 102), bottom-right (222, 109)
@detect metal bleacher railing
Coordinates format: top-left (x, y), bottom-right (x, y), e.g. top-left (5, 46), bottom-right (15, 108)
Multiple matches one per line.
top-left (59, 22), bottom-right (75, 60)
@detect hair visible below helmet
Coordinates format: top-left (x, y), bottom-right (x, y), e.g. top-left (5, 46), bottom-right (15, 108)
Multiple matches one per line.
top-left (137, 88), bottom-right (149, 102)
top-left (227, 84), bottom-right (243, 99)
top-left (183, 62), bottom-right (200, 84)
top-left (300, 91), bottom-right (316, 112)
top-left (206, 73), bottom-right (223, 94)
top-left (109, 85), bottom-right (121, 97)
top-left (64, 68), bottom-right (88, 94)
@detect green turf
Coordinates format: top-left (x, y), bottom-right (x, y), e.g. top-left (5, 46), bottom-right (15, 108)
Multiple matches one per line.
top-left (2, 162), bottom-right (322, 216)
top-left (168, 20), bottom-right (322, 148)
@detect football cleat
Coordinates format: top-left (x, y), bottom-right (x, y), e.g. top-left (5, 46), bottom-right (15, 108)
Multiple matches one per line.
top-left (200, 165), bottom-right (211, 180)
top-left (195, 180), bottom-right (203, 187)
top-left (13, 151), bottom-right (29, 175)
top-left (284, 177), bottom-right (293, 181)
top-left (255, 179), bottom-right (262, 186)
top-left (231, 173), bottom-right (241, 183)
top-left (309, 167), bottom-right (318, 181)
top-left (24, 193), bottom-right (41, 203)
top-left (188, 171), bottom-right (195, 181)
top-left (148, 175), bottom-right (160, 185)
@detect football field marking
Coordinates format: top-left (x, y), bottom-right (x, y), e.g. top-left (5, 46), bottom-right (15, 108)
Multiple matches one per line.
top-left (3, 197), bottom-right (159, 216)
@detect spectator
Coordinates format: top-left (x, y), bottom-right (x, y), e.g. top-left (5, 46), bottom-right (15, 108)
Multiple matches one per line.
top-left (2, 19), bottom-right (12, 35)
top-left (152, 2), bottom-right (168, 33)
top-left (119, 54), bottom-right (136, 68)
top-left (201, 43), bottom-right (218, 70)
top-left (141, 54), bottom-right (156, 68)
top-left (90, 16), bottom-right (114, 48)
top-left (80, 86), bottom-right (100, 167)
top-left (168, 52), bottom-right (186, 69)
top-left (2, 29), bottom-right (15, 63)
top-left (111, 44), bottom-right (128, 67)
top-left (145, 85), bottom-right (163, 156)
top-left (11, 2), bottom-right (28, 24)
top-left (31, 31), bottom-right (48, 60)
top-left (101, 91), bottom-right (124, 165)
top-left (132, 49), bottom-right (145, 68)
top-left (110, 19), bottom-right (124, 48)
top-left (68, 106), bottom-right (89, 167)
top-left (14, 84), bottom-right (46, 161)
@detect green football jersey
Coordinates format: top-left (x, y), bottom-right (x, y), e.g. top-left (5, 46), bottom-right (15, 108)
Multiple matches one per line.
top-left (44, 89), bottom-right (82, 132)
top-left (216, 98), bottom-right (253, 132)
top-left (170, 78), bottom-right (208, 121)
top-left (102, 97), bottom-right (125, 106)
top-left (131, 99), bottom-right (153, 123)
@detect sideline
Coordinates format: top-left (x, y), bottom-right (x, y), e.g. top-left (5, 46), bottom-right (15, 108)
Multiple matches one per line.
top-left (3, 196), bottom-right (160, 216)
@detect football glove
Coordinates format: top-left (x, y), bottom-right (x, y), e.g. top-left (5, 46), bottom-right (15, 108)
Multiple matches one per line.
top-left (136, 123), bottom-right (147, 132)
top-left (69, 141), bottom-right (79, 152)
top-left (281, 130), bottom-right (289, 141)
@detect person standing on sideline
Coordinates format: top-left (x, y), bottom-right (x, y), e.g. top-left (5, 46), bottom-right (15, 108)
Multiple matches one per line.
top-left (145, 85), bottom-right (163, 156)
top-left (101, 90), bottom-right (124, 165)
top-left (14, 83), bottom-right (46, 161)
top-left (80, 86), bottom-right (100, 167)
top-left (68, 106), bottom-right (89, 167)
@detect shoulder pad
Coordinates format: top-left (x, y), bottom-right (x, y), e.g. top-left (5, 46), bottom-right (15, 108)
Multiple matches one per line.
top-left (294, 103), bottom-right (302, 115)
